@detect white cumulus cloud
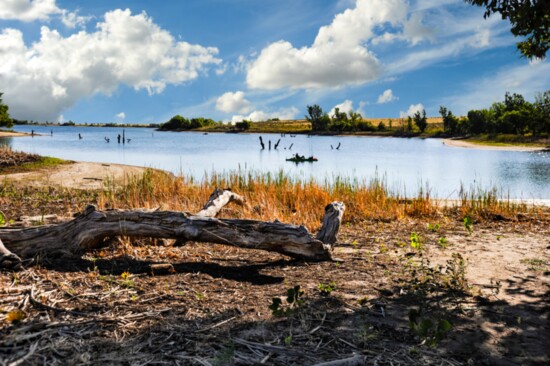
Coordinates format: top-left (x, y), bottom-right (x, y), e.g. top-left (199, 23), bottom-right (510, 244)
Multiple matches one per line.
top-left (0, 0), bottom-right (60, 22)
top-left (246, 0), bottom-right (410, 90)
top-left (400, 103), bottom-right (424, 118)
top-left (231, 107), bottom-right (299, 123)
top-left (377, 89), bottom-right (398, 104)
top-left (0, 0), bottom-right (89, 28)
top-left (329, 100), bottom-right (354, 117)
top-left (116, 112), bottom-right (125, 120)
top-left (0, 9), bottom-right (221, 121)
top-left (215, 91), bottom-right (251, 114)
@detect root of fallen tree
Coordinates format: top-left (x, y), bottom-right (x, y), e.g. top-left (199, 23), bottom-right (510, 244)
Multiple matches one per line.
top-left (0, 189), bottom-right (345, 269)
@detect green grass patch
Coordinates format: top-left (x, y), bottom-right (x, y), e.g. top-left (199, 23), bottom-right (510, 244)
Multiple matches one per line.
top-left (0, 156), bottom-right (71, 174)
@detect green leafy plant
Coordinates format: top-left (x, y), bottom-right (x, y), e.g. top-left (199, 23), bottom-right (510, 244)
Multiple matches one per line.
top-left (408, 307), bottom-right (452, 347)
top-left (463, 216), bottom-right (473, 234)
top-left (269, 285), bottom-right (305, 316)
top-left (410, 232), bottom-right (422, 250)
top-left (427, 223), bottom-right (440, 232)
top-left (317, 282), bottom-right (336, 295)
top-left (437, 237), bottom-right (448, 248)
top-left (0, 211), bottom-right (5, 226)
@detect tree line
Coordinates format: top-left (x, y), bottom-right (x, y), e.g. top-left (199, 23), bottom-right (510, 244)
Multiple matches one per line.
top-left (0, 93), bottom-right (13, 129)
top-left (440, 91), bottom-right (549, 136)
top-left (306, 91), bottom-right (549, 137)
top-left (159, 115), bottom-right (219, 131)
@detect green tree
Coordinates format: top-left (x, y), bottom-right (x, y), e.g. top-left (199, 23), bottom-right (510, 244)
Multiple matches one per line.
top-left (306, 104), bottom-right (330, 131)
top-left (235, 120), bottom-right (251, 131)
top-left (465, 0), bottom-right (550, 59)
top-left (413, 109), bottom-right (428, 133)
top-left (0, 93), bottom-right (13, 128)
top-left (533, 90), bottom-right (550, 134)
top-left (440, 106), bottom-right (460, 135)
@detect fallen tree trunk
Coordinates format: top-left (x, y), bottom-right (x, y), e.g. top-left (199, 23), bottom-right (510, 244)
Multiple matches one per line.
top-left (0, 193), bottom-right (345, 267)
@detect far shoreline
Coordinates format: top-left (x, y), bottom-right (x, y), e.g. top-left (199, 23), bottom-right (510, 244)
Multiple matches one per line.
top-left (442, 138), bottom-right (548, 152)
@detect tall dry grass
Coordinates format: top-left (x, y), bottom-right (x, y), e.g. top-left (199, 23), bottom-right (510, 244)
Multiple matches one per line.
top-left (95, 169), bottom-right (532, 231)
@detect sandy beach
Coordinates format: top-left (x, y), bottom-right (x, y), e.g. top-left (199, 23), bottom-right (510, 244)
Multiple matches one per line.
top-left (443, 138), bottom-right (548, 151)
top-left (0, 130), bottom-right (29, 137)
top-left (1, 161), bottom-right (151, 189)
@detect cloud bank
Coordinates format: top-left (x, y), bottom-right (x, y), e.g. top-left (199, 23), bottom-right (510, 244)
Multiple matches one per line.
top-left (246, 0), bottom-right (413, 90)
top-left (0, 8), bottom-right (221, 121)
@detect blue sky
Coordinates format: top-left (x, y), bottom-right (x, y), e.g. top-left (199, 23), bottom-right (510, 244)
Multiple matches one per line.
top-left (0, 0), bottom-right (548, 124)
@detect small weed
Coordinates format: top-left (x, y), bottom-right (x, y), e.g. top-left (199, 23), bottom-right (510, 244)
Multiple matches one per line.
top-left (195, 291), bottom-right (205, 301)
top-left (119, 272), bottom-right (134, 288)
top-left (463, 216), bottom-right (473, 234)
top-left (427, 223), bottom-right (440, 232)
top-left (437, 237), bottom-right (448, 248)
top-left (410, 232), bottom-right (422, 250)
top-left (408, 308), bottom-right (452, 347)
top-left (284, 335), bottom-right (293, 346)
top-left (317, 282), bottom-right (336, 295)
top-left (269, 285), bottom-right (305, 316)
top-left (520, 258), bottom-right (548, 271)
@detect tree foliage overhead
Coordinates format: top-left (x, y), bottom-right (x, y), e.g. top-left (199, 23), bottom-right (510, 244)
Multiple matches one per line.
top-left (0, 93), bottom-right (13, 128)
top-left (465, 0), bottom-right (550, 59)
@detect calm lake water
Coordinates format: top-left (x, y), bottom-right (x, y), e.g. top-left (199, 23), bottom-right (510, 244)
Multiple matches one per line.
top-left (2, 125), bottom-right (549, 199)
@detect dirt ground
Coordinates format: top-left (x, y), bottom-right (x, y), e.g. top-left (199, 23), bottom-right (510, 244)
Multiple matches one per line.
top-left (2, 161), bottom-right (152, 190)
top-left (1, 202), bottom-right (548, 365)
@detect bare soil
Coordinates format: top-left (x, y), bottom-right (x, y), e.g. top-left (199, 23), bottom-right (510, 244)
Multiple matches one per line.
top-left (1, 205), bottom-right (548, 365)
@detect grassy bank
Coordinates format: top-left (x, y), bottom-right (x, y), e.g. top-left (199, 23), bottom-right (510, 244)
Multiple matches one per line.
top-left (2, 168), bottom-right (541, 229)
top-left (0, 146), bottom-right (70, 174)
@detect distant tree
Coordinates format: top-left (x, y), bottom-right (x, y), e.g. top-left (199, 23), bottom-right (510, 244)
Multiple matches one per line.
top-left (377, 121), bottom-right (386, 131)
top-left (464, 0), bottom-right (550, 59)
top-left (440, 106), bottom-right (460, 135)
top-left (407, 116), bottom-right (413, 132)
top-left (306, 105), bottom-right (330, 131)
top-left (0, 93), bottom-right (13, 128)
top-left (533, 90), bottom-right (550, 134)
top-left (235, 120), bottom-right (251, 131)
top-left (413, 109), bottom-right (428, 133)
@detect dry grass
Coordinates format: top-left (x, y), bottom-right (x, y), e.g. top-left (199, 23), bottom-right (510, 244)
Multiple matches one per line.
top-left (93, 169), bottom-right (534, 231)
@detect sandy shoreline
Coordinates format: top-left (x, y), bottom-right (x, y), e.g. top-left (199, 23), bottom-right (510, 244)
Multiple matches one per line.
top-left (0, 130), bottom-right (29, 137)
top-left (443, 138), bottom-right (547, 151)
top-left (1, 161), bottom-right (152, 189)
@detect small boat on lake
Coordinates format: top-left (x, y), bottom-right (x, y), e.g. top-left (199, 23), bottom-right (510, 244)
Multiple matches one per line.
top-left (286, 154), bottom-right (318, 163)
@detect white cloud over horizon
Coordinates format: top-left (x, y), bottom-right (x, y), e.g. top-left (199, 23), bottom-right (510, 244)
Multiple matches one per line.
top-left (0, 8), bottom-right (221, 121)
top-left (329, 100), bottom-right (354, 117)
top-left (215, 91), bottom-right (251, 114)
top-left (400, 103), bottom-right (424, 118)
top-left (116, 112), bottom-right (125, 120)
top-left (231, 106), bottom-right (299, 123)
top-left (377, 89), bottom-right (398, 104)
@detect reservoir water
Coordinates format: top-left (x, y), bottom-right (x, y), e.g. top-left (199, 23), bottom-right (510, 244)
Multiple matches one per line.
top-left (2, 125), bottom-right (549, 199)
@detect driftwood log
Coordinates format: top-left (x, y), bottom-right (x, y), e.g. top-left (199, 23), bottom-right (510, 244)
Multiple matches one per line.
top-left (0, 189), bottom-right (345, 269)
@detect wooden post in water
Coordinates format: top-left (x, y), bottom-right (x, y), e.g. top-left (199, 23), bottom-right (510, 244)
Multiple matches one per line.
top-left (259, 136), bottom-right (265, 150)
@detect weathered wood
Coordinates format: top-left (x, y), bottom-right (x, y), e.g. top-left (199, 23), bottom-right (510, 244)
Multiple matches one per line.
top-left (0, 238), bottom-right (22, 270)
top-left (197, 188), bottom-right (244, 218)
top-left (316, 202), bottom-right (345, 246)
top-left (0, 201), bottom-right (345, 263)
